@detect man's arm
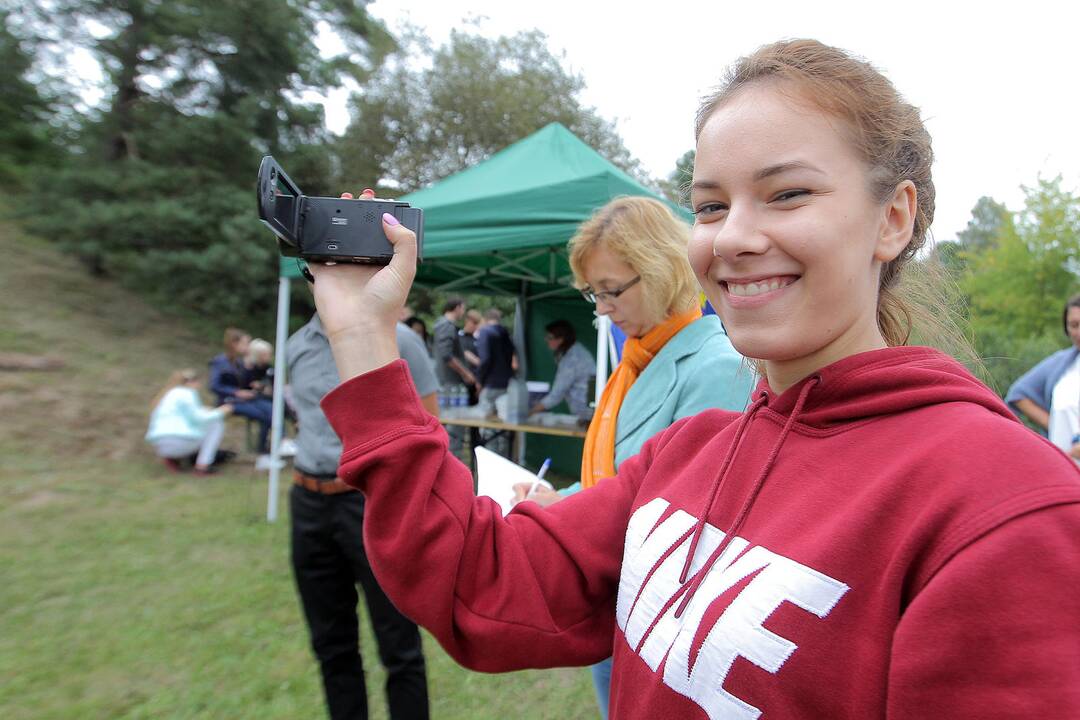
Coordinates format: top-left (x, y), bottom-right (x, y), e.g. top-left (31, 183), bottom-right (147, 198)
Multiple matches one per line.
top-left (449, 356), bottom-right (477, 387)
top-left (208, 356), bottom-right (238, 400)
top-left (1015, 397), bottom-right (1050, 430)
top-left (398, 323), bottom-right (443, 411)
top-left (435, 322), bottom-right (476, 386)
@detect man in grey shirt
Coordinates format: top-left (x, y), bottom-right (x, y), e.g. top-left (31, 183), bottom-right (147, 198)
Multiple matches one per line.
top-left (432, 297), bottom-right (475, 453)
top-left (431, 297), bottom-right (477, 391)
top-left (286, 311), bottom-right (437, 720)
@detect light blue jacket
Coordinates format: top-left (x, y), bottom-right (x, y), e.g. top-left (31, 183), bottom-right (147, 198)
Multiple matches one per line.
top-left (562, 315), bottom-right (754, 494)
top-left (145, 387), bottom-right (227, 442)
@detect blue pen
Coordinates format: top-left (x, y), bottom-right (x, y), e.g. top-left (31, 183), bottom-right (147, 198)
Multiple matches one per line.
top-left (526, 457), bottom-right (552, 497)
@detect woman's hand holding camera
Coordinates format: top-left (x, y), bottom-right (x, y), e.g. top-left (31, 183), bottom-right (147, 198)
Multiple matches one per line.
top-left (308, 188), bottom-right (418, 382)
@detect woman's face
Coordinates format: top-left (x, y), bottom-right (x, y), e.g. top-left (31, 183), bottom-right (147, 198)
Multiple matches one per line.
top-left (1067, 306), bottom-right (1080, 348)
top-left (580, 242), bottom-right (654, 338)
top-left (688, 84), bottom-right (912, 390)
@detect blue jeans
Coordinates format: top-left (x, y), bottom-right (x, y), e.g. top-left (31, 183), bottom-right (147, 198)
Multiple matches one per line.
top-left (591, 656), bottom-right (612, 719)
top-left (230, 397), bottom-right (272, 452)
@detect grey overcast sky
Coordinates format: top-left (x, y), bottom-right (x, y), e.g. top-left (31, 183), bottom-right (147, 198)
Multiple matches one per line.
top-left (316, 0), bottom-right (1080, 243)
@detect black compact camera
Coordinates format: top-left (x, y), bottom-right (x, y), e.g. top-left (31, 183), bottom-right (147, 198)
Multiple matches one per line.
top-left (257, 156), bottom-right (423, 265)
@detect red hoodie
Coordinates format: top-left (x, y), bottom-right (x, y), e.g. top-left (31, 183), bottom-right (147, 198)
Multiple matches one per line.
top-left (322, 346), bottom-right (1080, 719)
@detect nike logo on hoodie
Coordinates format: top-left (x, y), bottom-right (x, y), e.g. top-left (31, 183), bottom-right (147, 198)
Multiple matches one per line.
top-left (618, 498), bottom-right (849, 719)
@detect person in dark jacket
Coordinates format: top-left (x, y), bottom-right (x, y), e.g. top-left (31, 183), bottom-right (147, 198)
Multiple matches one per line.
top-left (208, 327), bottom-right (272, 453)
top-left (475, 308), bottom-right (518, 416)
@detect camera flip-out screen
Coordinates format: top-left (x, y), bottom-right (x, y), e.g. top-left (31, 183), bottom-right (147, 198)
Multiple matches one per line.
top-left (257, 156), bottom-right (423, 265)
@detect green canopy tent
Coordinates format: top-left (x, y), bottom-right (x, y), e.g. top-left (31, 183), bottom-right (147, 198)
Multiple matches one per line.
top-left (403, 122), bottom-right (691, 298)
top-left (264, 123), bottom-right (688, 520)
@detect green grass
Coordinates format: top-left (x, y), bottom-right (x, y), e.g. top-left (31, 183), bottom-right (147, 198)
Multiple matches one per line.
top-left (0, 218), bottom-right (596, 718)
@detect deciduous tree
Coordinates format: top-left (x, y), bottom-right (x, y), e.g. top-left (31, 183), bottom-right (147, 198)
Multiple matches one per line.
top-left (339, 27), bottom-right (644, 193)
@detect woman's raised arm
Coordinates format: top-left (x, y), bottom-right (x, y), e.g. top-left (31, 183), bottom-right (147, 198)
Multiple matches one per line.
top-left (307, 189), bottom-right (415, 382)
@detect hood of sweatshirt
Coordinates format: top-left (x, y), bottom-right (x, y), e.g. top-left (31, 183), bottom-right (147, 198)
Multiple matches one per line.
top-left (673, 345), bottom-right (1015, 616)
top-left (758, 345), bottom-right (1012, 429)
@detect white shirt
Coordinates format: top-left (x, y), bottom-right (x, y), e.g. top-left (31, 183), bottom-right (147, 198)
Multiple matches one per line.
top-left (1048, 353), bottom-right (1080, 462)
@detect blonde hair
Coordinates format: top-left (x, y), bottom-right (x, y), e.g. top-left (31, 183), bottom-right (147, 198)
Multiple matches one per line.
top-left (150, 368), bottom-right (198, 412)
top-left (247, 338), bottom-right (273, 365)
top-left (568, 196), bottom-right (699, 328)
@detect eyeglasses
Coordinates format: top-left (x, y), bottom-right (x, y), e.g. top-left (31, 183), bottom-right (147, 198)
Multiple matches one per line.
top-left (580, 275), bottom-right (641, 304)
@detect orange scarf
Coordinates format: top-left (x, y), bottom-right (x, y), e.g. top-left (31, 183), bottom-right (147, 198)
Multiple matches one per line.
top-left (580, 306), bottom-right (701, 488)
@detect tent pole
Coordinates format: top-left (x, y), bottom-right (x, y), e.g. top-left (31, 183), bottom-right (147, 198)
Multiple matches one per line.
top-left (514, 284), bottom-right (528, 464)
top-left (267, 276), bottom-right (291, 522)
top-left (595, 314), bottom-right (610, 405)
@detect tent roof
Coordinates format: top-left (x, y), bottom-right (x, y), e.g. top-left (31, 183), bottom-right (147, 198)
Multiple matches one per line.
top-left (400, 123), bottom-right (688, 297)
top-left (403, 122), bottom-right (652, 217)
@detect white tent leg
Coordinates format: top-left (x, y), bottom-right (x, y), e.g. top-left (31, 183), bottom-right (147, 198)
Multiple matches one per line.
top-left (595, 314), bottom-right (611, 404)
top-left (267, 277), bottom-right (291, 522)
top-left (513, 295), bottom-right (528, 464)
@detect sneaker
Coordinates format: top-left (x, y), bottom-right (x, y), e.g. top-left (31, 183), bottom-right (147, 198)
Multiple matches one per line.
top-left (255, 454), bottom-right (286, 471)
top-left (162, 458), bottom-right (183, 474)
top-left (279, 438), bottom-right (298, 458)
top-left (193, 466), bottom-right (219, 477)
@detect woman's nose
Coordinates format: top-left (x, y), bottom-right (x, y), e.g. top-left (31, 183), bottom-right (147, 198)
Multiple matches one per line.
top-left (711, 206), bottom-right (768, 259)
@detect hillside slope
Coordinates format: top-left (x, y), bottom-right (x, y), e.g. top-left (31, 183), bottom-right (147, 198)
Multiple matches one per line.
top-left (0, 218), bottom-right (595, 719)
top-left (0, 219), bottom-right (223, 462)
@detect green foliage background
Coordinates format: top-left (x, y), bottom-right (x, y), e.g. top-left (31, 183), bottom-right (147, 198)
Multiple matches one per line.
top-left (3, 3), bottom-right (644, 339)
top-left (5, 0), bottom-right (1080, 404)
top-left (949, 177), bottom-right (1080, 396)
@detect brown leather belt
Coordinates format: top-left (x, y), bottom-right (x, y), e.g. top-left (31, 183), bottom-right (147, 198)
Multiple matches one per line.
top-left (293, 471), bottom-right (355, 495)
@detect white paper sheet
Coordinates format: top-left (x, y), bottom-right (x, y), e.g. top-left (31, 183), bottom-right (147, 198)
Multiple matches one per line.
top-left (474, 446), bottom-right (552, 516)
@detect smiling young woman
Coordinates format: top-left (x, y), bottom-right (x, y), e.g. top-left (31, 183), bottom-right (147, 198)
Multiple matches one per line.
top-left (307, 39), bottom-right (1080, 720)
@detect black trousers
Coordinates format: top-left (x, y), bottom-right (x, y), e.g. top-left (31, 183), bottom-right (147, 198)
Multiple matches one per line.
top-left (290, 484), bottom-right (429, 720)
